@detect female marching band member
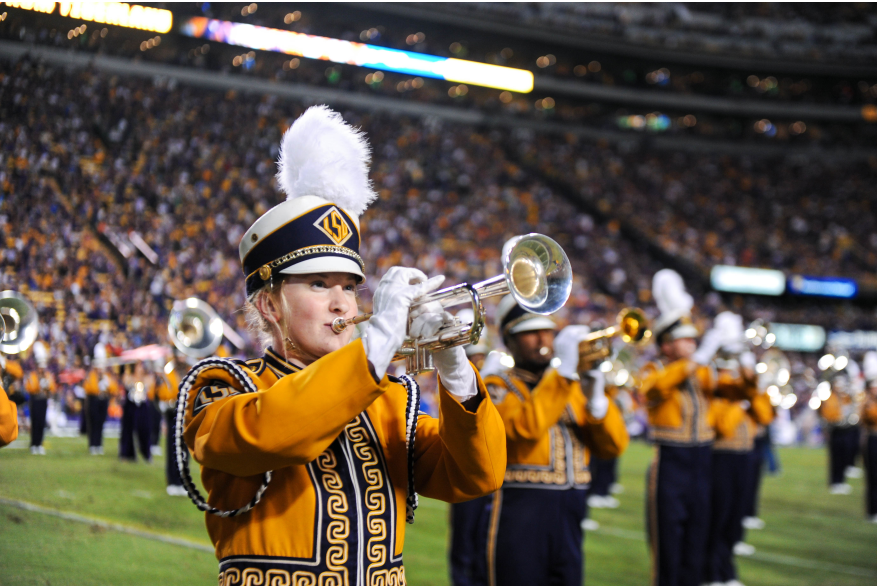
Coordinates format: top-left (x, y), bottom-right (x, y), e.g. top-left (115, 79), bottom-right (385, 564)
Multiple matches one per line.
top-left (0, 384), bottom-right (18, 447)
top-left (179, 106), bottom-right (506, 585)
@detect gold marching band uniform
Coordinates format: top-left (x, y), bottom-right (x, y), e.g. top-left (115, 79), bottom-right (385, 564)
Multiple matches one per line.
top-left (0, 384), bottom-right (18, 447)
top-left (183, 337), bottom-right (505, 584)
top-left (486, 368), bottom-right (628, 491)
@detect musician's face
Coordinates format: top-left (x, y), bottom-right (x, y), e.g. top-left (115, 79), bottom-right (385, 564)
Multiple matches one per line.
top-left (509, 329), bottom-right (555, 370)
top-left (661, 337), bottom-right (696, 362)
top-left (271, 272), bottom-right (359, 365)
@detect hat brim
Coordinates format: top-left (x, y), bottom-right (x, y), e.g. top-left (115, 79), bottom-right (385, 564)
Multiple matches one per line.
top-left (508, 316), bottom-right (557, 335)
top-left (279, 257), bottom-right (365, 282)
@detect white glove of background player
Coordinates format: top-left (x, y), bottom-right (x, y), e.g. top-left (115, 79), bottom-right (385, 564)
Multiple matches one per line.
top-left (554, 325), bottom-right (591, 381)
top-left (363, 267), bottom-right (445, 381)
top-left (409, 301), bottom-right (477, 402)
top-left (582, 369), bottom-right (609, 419)
top-left (691, 326), bottom-right (723, 366)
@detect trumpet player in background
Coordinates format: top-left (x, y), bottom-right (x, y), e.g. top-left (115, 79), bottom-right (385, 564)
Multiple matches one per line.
top-left (640, 270), bottom-right (750, 586)
top-left (705, 322), bottom-right (775, 585)
top-left (25, 361), bottom-right (56, 455)
top-left (818, 367), bottom-right (862, 494)
top-left (483, 295), bottom-right (628, 586)
top-left (178, 107), bottom-right (506, 584)
top-left (119, 361), bottom-right (155, 463)
top-left (863, 351), bottom-right (877, 523)
top-left (83, 350), bottom-right (120, 455)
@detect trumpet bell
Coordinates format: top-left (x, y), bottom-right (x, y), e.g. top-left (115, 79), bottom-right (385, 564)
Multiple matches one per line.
top-left (168, 298), bottom-right (224, 358)
top-left (618, 308), bottom-right (652, 345)
top-left (0, 291), bottom-right (38, 354)
top-left (503, 233), bottom-right (572, 315)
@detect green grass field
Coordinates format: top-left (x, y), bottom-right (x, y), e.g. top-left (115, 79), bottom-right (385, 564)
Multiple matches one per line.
top-left (1, 434), bottom-right (875, 585)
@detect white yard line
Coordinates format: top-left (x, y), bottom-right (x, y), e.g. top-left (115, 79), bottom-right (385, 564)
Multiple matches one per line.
top-left (589, 522), bottom-right (877, 579)
top-left (0, 497), bottom-right (214, 554)
top-left (4, 495), bottom-right (875, 580)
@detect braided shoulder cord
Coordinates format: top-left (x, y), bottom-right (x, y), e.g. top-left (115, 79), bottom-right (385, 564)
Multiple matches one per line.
top-left (174, 358), bottom-right (272, 518)
top-left (399, 374), bottom-right (421, 524)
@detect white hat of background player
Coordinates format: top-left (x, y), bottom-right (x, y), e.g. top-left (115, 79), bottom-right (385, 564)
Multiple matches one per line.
top-left (652, 269), bottom-right (698, 343)
top-left (864, 351), bottom-right (877, 386)
top-left (495, 294), bottom-right (557, 338)
top-left (456, 308), bottom-right (490, 357)
top-left (239, 105), bottom-right (377, 297)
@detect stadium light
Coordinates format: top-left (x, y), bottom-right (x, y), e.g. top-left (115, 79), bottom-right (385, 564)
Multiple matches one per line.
top-left (4, 2), bottom-right (173, 33)
top-left (710, 265), bottom-right (785, 296)
top-left (768, 322), bottom-right (826, 352)
top-left (178, 17), bottom-right (535, 93)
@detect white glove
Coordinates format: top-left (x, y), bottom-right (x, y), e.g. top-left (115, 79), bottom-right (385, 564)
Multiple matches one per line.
top-left (433, 346), bottom-right (478, 403)
top-left (715, 311), bottom-right (745, 352)
top-left (554, 325), bottom-right (591, 380)
top-left (582, 369), bottom-right (608, 419)
top-left (363, 267), bottom-right (445, 381)
top-left (409, 301), bottom-right (477, 402)
top-left (479, 351), bottom-right (507, 378)
top-left (739, 351), bottom-right (756, 371)
top-left (691, 326), bottom-right (723, 366)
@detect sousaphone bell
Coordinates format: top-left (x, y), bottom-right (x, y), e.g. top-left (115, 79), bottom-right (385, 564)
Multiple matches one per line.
top-left (0, 291), bottom-right (38, 354)
top-left (168, 298), bottom-right (224, 359)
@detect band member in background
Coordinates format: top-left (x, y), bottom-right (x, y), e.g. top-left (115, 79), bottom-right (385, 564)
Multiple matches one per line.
top-left (155, 355), bottom-right (186, 496)
top-left (119, 361), bottom-right (154, 463)
top-left (818, 372), bottom-right (860, 494)
top-left (0, 384), bottom-right (18, 447)
top-left (706, 345), bottom-right (774, 584)
top-left (484, 296), bottom-right (629, 586)
top-left (25, 364), bottom-right (56, 455)
top-left (84, 357), bottom-right (119, 455)
top-left (640, 270), bottom-right (743, 586)
top-left (588, 379), bottom-right (624, 510)
top-left (449, 308), bottom-right (494, 586)
top-left (862, 351), bottom-right (877, 523)
top-left (179, 106), bottom-right (506, 584)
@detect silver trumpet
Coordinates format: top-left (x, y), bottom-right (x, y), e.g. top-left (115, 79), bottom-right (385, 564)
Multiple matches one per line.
top-left (168, 298), bottom-right (224, 359)
top-left (0, 291), bottom-right (38, 354)
top-left (332, 233), bottom-right (572, 374)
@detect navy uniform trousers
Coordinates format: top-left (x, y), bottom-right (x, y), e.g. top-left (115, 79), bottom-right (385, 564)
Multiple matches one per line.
top-left (829, 426), bottom-right (860, 485)
top-left (86, 395), bottom-right (109, 449)
top-left (741, 432), bottom-right (767, 522)
top-left (590, 456), bottom-right (618, 498)
top-left (29, 396), bottom-right (48, 447)
top-left (164, 405), bottom-right (184, 487)
top-left (449, 495), bottom-right (492, 585)
top-left (119, 396), bottom-right (151, 462)
top-left (866, 433), bottom-right (877, 517)
top-left (488, 487), bottom-right (587, 586)
top-left (647, 444), bottom-right (712, 586)
top-left (706, 450), bottom-right (750, 584)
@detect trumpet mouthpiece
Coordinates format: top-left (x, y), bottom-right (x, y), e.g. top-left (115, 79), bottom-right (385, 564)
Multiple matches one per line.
top-left (332, 317), bottom-right (349, 334)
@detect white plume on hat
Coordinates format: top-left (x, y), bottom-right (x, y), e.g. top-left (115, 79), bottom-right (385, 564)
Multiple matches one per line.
top-left (864, 351), bottom-right (877, 382)
top-left (653, 269), bottom-right (694, 317)
top-left (276, 105), bottom-right (377, 216)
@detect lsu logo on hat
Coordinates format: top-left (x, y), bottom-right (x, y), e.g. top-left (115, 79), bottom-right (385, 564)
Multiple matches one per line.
top-left (314, 206), bottom-right (353, 246)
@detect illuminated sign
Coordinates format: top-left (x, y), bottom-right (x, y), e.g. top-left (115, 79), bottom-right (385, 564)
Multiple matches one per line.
top-left (826, 330), bottom-right (877, 350)
top-left (769, 323), bottom-right (826, 352)
top-left (788, 275), bottom-right (857, 299)
top-left (3, 2), bottom-right (173, 33)
top-left (710, 265), bottom-right (785, 296)
top-left (179, 17), bottom-right (535, 93)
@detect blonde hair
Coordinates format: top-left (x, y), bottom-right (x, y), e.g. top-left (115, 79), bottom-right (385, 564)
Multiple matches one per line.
top-left (244, 277), bottom-right (290, 352)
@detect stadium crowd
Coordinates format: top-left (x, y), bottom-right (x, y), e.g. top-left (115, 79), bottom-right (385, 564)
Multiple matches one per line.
top-left (1, 53), bottom-right (873, 426)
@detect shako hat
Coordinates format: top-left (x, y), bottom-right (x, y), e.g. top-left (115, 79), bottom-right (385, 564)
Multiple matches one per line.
top-left (652, 269), bottom-right (699, 343)
top-left (495, 294), bottom-right (557, 338)
top-left (240, 106), bottom-right (377, 297)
